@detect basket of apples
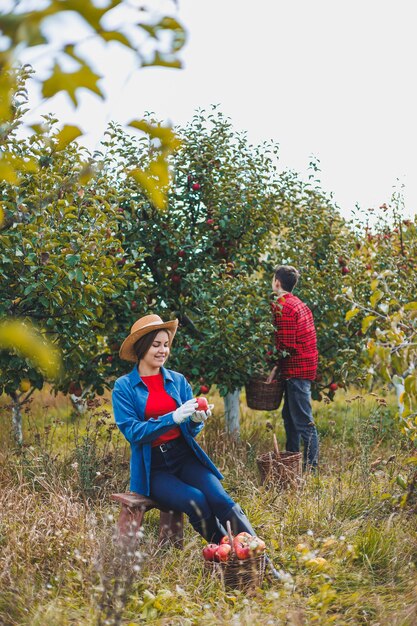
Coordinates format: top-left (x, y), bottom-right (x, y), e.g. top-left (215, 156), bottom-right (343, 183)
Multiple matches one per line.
top-left (202, 521), bottom-right (267, 592)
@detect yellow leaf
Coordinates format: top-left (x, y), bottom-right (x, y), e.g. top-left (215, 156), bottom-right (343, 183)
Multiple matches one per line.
top-left (346, 308), bottom-right (359, 322)
top-left (370, 289), bottom-right (383, 309)
top-left (370, 279), bottom-right (379, 291)
top-left (0, 158), bottom-right (19, 184)
top-left (42, 62), bottom-right (103, 106)
top-left (128, 119), bottom-right (181, 151)
top-left (0, 319), bottom-right (62, 379)
top-left (54, 124), bottom-right (83, 151)
top-left (404, 302), bottom-right (417, 311)
top-left (362, 315), bottom-right (376, 333)
top-left (129, 156), bottom-right (170, 210)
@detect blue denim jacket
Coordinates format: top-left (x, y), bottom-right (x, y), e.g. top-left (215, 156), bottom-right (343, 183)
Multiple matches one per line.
top-left (112, 366), bottom-right (223, 496)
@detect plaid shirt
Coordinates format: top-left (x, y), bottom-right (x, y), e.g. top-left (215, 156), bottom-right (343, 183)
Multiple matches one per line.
top-left (271, 293), bottom-right (318, 380)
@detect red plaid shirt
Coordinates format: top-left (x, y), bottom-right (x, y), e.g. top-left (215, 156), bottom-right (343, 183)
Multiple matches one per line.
top-left (271, 293), bottom-right (318, 380)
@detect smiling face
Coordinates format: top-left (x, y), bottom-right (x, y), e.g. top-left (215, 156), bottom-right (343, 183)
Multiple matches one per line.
top-left (139, 330), bottom-right (170, 375)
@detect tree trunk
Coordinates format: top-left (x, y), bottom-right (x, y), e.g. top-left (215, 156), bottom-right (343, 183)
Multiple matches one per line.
top-left (224, 389), bottom-right (241, 438)
top-left (10, 393), bottom-right (23, 445)
top-left (392, 374), bottom-right (405, 416)
top-left (70, 393), bottom-right (88, 414)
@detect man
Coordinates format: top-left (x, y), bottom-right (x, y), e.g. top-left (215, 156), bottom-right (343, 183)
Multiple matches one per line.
top-left (271, 265), bottom-right (319, 469)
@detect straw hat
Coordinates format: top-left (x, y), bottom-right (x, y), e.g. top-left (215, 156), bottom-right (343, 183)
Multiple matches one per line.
top-left (119, 314), bottom-right (178, 362)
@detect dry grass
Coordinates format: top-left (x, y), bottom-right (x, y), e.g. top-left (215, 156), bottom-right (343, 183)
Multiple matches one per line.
top-left (1, 387), bottom-right (417, 625)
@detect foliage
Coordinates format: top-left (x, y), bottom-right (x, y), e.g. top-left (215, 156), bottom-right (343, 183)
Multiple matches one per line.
top-left (341, 199), bottom-right (417, 496)
top-left (0, 96), bottom-right (136, 399)
top-left (0, 2), bottom-right (185, 404)
top-left (100, 109), bottom-right (282, 395)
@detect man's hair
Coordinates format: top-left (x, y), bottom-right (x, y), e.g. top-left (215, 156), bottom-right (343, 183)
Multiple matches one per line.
top-left (274, 265), bottom-right (300, 292)
top-left (133, 329), bottom-right (169, 362)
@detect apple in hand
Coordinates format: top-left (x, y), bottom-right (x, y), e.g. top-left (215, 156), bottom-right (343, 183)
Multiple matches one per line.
top-left (196, 397), bottom-right (209, 411)
top-left (215, 544), bottom-right (231, 562)
top-left (202, 543), bottom-right (218, 561)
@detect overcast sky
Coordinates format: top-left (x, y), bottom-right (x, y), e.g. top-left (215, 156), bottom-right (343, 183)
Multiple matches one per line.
top-left (18, 0), bottom-right (417, 220)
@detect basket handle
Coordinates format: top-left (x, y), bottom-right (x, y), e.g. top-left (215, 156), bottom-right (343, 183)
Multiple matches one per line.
top-left (265, 365), bottom-right (278, 384)
top-left (226, 520), bottom-right (234, 554)
top-left (273, 433), bottom-right (280, 458)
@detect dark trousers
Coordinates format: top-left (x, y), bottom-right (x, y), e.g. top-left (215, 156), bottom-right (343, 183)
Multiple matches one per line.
top-left (282, 378), bottom-right (319, 467)
top-left (149, 439), bottom-right (236, 529)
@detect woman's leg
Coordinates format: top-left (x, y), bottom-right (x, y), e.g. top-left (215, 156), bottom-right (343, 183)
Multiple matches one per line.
top-left (149, 468), bottom-right (224, 542)
top-left (177, 455), bottom-right (256, 536)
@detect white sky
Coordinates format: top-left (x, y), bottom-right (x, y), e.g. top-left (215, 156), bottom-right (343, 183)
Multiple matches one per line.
top-left (16, 0), bottom-right (417, 220)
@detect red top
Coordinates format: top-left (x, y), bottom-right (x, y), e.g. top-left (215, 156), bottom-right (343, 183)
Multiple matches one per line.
top-left (271, 293), bottom-right (318, 380)
top-left (142, 373), bottom-right (182, 447)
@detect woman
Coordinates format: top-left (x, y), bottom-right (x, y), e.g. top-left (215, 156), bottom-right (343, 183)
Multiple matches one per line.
top-left (112, 314), bottom-right (256, 543)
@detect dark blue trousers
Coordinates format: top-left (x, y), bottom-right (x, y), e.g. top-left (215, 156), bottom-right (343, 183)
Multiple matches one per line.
top-left (149, 438), bottom-right (236, 528)
top-left (282, 378), bottom-right (319, 467)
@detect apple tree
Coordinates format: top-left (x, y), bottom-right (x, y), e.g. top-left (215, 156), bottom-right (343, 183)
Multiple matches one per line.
top-left (96, 109), bottom-right (282, 435)
top-left (0, 106), bottom-right (145, 442)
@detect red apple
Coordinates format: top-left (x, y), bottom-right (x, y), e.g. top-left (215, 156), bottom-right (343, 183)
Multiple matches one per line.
top-left (220, 535), bottom-right (231, 545)
top-left (329, 382), bottom-right (338, 392)
top-left (341, 266), bottom-right (350, 275)
top-left (215, 544), bottom-right (231, 562)
top-left (68, 382), bottom-right (82, 397)
top-left (202, 543), bottom-right (218, 561)
top-left (106, 356), bottom-right (113, 363)
top-left (178, 250), bottom-right (186, 258)
top-left (206, 218), bottom-right (215, 226)
top-left (234, 532), bottom-right (252, 542)
top-left (192, 182), bottom-right (201, 191)
top-left (196, 397), bottom-right (209, 411)
top-left (171, 274), bottom-right (181, 284)
top-left (234, 541), bottom-right (250, 560)
top-left (131, 300), bottom-right (138, 310)
top-left (199, 384), bottom-right (210, 394)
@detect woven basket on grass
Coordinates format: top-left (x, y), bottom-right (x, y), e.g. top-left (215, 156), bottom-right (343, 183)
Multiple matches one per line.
top-left (256, 450), bottom-right (302, 488)
top-left (245, 366), bottom-right (284, 411)
top-left (204, 553), bottom-right (266, 593)
top-left (203, 521), bottom-right (266, 593)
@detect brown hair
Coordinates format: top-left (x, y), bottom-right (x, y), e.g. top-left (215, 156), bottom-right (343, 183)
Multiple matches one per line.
top-left (274, 265), bottom-right (300, 292)
top-left (133, 329), bottom-right (170, 362)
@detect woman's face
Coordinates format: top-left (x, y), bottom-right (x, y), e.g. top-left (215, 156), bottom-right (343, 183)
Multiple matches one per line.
top-left (141, 330), bottom-right (170, 371)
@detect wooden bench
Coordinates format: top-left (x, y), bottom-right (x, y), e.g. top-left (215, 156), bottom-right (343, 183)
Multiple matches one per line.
top-left (111, 493), bottom-right (184, 548)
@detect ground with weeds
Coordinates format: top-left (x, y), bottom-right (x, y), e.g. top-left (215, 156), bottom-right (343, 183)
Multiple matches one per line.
top-left (1, 387), bottom-right (416, 625)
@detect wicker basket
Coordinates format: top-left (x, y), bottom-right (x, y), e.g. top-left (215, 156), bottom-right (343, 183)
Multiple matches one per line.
top-left (245, 369), bottom-right (284, 411)
top-left (257, 450), bottom-right (302, 488)
top-left (204, 552), bottom-right (266, 593)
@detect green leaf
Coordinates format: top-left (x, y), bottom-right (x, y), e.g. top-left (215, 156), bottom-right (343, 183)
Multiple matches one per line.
top-left (54, 125), bottom-right (83, 151)
top-left (42, 62), bottom-right (103, 106)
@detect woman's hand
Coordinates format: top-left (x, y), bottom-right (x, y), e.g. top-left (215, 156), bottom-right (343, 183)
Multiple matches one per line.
top-left (190, 403), bottom-right (214, 423)
top-left (173, 399), bottom-right (198, 424)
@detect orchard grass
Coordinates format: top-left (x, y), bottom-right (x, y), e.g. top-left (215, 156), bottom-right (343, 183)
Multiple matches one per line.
top-left (1, 387), bottom-right (417, 625)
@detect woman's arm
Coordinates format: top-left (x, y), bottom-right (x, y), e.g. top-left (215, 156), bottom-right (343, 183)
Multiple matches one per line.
top-left (112, 382), bottom-right (178, 445)
top-left (181, 376), bottom-right (205, 437)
